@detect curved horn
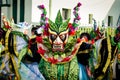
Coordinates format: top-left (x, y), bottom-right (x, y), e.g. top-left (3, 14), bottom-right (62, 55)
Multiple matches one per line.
top-left (38, 5), bottom-right (48, 28)
top-left (73, 2), bottom-right (82, 28)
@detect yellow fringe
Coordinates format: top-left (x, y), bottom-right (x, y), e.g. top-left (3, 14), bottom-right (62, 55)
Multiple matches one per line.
top-left (10, 54), bottom-right (21, 80)
top-left (102, 36), bottom-right (111, 73)
top-left (13, 35), bottom-right (19, 57)
top-left (5, 30), bottom-right (21, 80)
top-left (95, 38), bottom-right (103, 69)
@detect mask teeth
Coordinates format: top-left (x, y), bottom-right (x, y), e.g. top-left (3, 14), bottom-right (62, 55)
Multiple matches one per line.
top-left (53, 44), bottom-right (64, 52)
top-left (53, 44), bottom-right (62, 49)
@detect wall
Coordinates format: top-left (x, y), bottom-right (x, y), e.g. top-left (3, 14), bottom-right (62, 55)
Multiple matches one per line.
top-left (1, 0), bottom-right (22, 24)
top-left (1, 0), bottom-right (12, 18)
top-left (24, 0), bottom-right (32, 24)
top-left (50, 0), bottom-right (80, 22)
top-left (1, 0), bottom-right (118, 27)
top-left (30, 0), bottom-right (115, 26)
top-left (1, 0), bottom-right (12, 26)
top-left (104, 0), bottom-right (120, 27)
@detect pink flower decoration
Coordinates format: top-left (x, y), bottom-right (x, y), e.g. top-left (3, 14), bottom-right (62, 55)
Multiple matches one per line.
top-left (77, 2), bottom-right (82, 7)
top-left (38, 5), bottom-right (44, 9)
top-left (77, 16), bottom-right (81, 20)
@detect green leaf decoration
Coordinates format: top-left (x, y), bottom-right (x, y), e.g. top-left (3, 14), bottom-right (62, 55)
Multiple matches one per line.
top-left (117, 42), bottom-right (120, 49)
top-left (72, 23), bottom-right (79, 27)
top-left (55, 10), bottom-right (63, 27)
top-left (48, 10), bottom-right (70, 33)
top-left (43, 9), bottom-right (47, 15)
top-left (59, 18), bottom-right (70, 33)
top-left (64, 36), bottom-right (76, 53)
top-left (42, 36), bottom-right (76, 56)
top-left (43, 38), bottom-right (52, 50)
top-left (48, 19), bottom-right (58, 32)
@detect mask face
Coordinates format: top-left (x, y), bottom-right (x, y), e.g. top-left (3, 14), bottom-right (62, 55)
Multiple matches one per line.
top-left (48, 28), bottom-right (69, 52)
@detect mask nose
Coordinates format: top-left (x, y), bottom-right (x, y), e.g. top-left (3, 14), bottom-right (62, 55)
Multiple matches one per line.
top-left (53, 36), bottom-right (63, 44)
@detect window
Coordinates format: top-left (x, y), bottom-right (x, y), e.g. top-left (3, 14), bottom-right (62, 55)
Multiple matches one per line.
top-left (62, 8), bottom-right (71, 20)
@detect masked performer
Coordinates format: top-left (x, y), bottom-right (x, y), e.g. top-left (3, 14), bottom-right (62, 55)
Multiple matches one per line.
top-left (0, 17), bottom-right (45, 80)
top-left (37, 2), bottom-right (94, 80)
top-left (77, 32), bottom-right (94, 80)
top-left (93, 26), bottom-right (120, 80)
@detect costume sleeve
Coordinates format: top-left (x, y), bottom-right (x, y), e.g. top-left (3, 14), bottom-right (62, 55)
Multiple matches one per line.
top-left (77, 42), bottom-right (93, 66)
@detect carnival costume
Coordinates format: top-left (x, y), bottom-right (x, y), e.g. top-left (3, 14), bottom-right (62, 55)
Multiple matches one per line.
top-left (0, 17), bottom-right (45, 80)
top-left (36, 2), bottom-right (94, 80)
top-left (92, 26), bottom-right (120, 79)
top-left (1, 2), bottom-right (120, 80)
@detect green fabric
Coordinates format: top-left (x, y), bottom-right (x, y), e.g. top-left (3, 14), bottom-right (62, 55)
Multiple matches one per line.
top-left (111, 37), bottom-right (120, 50)
top-left (117, 42), bottom-right (120, 49)
top-left (111, 37), bottom-right (116, 46)
top-left (57, 65), bottom-right (64, 80)
top-left (39, 56), bottom-right (79, 80)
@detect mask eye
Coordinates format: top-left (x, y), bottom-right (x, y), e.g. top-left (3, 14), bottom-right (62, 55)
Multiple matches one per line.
top-left (59, 34), bottom-right (66, 41)
top-left (50, 34), bottom-right (57, 41)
